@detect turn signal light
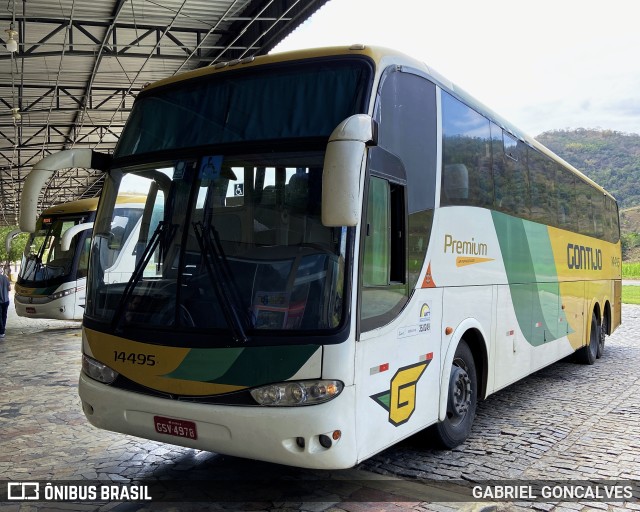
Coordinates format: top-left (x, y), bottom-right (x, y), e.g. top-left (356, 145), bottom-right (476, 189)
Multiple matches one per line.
top-left (82, 354), bottom-right (118, 384)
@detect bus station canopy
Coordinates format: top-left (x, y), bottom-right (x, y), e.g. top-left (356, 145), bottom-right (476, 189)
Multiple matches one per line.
top-left (0, 0), bottom-right (328, 225)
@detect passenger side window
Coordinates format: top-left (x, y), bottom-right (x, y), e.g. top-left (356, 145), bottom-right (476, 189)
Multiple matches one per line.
top-left (556, 166), bottom-right (576, 231)
top-left (441, 93), bottom-right (493, 208)
top-left (495, 132), bottom-right (530, 217)
top-left (576, 179), bottom-right (595, 237)
top-left (604, 196), bottom-right (620, 243)
top-left (528, 148), bottom-right (556, 225)
top-left (593, 194), bottom-right (605, 239)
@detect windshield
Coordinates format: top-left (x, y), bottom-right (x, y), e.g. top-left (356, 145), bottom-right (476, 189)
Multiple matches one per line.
top-left (19, 213), bottom-right (91, 286)
top-left (115, 57), bottom-right (371, 157)
top-left (85, 152), bottom-right (349, 342)
top-left (19, 205), bottom-right (144, 288)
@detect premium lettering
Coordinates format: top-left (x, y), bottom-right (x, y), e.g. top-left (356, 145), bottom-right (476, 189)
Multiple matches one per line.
top-left (444, 234), bottom-right (488, 256)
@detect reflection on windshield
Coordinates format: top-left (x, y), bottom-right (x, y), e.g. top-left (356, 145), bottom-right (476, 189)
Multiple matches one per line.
top-left (19, 215), bottom-right (87, 284)
top-left (192, 221), bottom-right (249, 343)
top-left (86, 153), bottom-right (348, 340)
top-left (19, 205), bottom-right (144, 288)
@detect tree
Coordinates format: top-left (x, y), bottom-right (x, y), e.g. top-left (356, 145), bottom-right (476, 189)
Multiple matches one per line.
top-left (0, 226), bottom-right (28, 272)
top-left (621, 232), bottom-right (640, 259)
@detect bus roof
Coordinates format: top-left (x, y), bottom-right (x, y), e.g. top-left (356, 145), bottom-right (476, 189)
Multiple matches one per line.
top-left (41, 195), bottom-right (146, 217)
top-left (42, 197), bottom-right (99, 216)
top-left (140, 45), bottom-right (615, 203)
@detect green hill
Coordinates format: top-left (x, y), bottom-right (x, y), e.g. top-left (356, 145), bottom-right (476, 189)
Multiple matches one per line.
top-left (621, 206), bottom-right (640, 233)
top-left (535, 129), bottom-right (640, 209)
top-left (620, 206), bottom-right (640, 262)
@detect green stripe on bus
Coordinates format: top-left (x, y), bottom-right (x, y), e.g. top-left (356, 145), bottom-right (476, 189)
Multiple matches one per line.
top-left (492, 211), bottom-right (570, 346)
top-left (163, 347), bottom-right (243, 382)
top-left (164, 345), bottom-right (320, 387)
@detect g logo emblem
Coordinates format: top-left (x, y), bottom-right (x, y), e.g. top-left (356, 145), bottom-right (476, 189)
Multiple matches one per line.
top-left (371, 361), bottom-right (430, 426)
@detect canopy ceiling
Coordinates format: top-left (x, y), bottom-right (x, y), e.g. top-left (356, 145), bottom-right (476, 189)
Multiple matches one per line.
top-left (0, 0), bottom-right (329, 225)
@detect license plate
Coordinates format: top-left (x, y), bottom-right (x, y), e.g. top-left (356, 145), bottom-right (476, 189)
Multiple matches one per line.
top-left (26, 307), bottom-right (36, 314)
top-left (154, 415), bottom-right (197, 440)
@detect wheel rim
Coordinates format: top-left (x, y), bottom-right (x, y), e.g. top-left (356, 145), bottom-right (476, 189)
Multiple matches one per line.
top-left (447, 358), bottom-right (472, 426)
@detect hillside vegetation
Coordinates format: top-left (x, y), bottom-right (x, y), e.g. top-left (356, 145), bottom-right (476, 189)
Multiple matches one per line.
top-left (620, 205), bottom-right (640, 232)
top-left (536, 129), bottom-right (640, 209)
top-left (620, 206), bottom-right (640, 262)
top-left (536, 129), bottom-right (640, 262)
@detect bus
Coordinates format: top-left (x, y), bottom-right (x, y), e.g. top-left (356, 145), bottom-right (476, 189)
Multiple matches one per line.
top-left (23, 45), bottom-right (620, 469)
top-left (15, 196), bottom-right (144, 320)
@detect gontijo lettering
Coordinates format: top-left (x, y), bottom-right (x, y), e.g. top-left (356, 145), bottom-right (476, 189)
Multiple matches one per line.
top-left (567, 243), bottom-right (603, 270)
top-left (444, 234), bottom-right (488, 255)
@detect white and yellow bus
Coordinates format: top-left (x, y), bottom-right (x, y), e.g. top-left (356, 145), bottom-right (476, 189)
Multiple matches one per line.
top-left (15, 195), bottom-right (144, 320)
top-left (24, 46), bottom-right (620, 468)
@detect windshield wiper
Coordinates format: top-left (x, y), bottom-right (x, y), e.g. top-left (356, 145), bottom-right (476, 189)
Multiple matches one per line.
top-left (23, 253), bottom-right (41, 281)
top-left (112, 221), bottom-right (176, 329)
top-left (192, 221), bottom-right (249, 343)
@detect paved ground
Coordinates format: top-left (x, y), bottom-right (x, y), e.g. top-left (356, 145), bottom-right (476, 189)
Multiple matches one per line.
top-left (1, 294), bottom-right (639, 512)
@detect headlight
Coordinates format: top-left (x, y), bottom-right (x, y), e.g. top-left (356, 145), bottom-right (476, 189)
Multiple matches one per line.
top-left (49, 287), bottom-right (77, 300)
top-left (82, 354), bottom-right (118, 384)
top-left (250, 380), bottom-right (343, 406)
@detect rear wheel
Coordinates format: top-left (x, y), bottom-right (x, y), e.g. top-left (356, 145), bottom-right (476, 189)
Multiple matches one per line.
top-left (576, 311), bottom-right (598, 365)
top-left (431, 340), bottom-right (477, 449)
top-left (597, 314), bottom-right (608, 359)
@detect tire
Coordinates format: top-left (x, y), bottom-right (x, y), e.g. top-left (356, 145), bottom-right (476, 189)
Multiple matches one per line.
top-left (597, 314), bottom-right (608, 359)
top-left (576, 311), bottom-right (598, 365)
top-left (431, 340), bottom-right (477, 449)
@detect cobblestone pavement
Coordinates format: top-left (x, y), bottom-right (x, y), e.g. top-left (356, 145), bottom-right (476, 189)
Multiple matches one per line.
top-left (1, 300), bottom-right (639, 512)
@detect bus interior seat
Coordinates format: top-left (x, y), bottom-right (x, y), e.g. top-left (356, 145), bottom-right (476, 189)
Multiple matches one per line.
top-left (285, 173), bottom-right (309, 212)
top-left (253, 185), bottom-right (277, 245)
top-left (211, 212), bottom-right (242, 250)
top-left (443, 163), bottom-right (469, 202)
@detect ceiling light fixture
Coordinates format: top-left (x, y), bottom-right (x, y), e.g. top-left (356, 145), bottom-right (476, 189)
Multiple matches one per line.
top-left (5, 24), bottom-right (18, 53)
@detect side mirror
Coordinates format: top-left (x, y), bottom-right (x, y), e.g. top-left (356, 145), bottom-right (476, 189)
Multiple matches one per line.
top-left (61, 222), bottom-right (94, 251)
top-left (5, 228), bottom-right (22, 254)
top-left (322, 114), bottom-right (376, 227)
top-left (19, 149), bottom-right (111, 233)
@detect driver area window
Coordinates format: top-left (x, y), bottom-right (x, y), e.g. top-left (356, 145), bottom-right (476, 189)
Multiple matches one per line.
top-left (360, 176), bottom-right (407, 331)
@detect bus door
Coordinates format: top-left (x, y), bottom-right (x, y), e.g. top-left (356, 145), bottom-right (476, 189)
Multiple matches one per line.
top-left (354, 162), bottom-right (441, 461)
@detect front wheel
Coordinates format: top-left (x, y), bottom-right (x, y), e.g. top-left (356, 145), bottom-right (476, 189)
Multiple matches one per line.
top-left (431, 340), bottom-right (477, 449)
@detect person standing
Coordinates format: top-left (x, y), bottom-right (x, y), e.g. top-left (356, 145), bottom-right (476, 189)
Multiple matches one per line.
top-left (0, 266), bottom-right (11, 338)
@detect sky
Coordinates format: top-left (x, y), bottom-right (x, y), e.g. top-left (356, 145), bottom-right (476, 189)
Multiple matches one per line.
top-left (272, 0), bottom-right (640, 138)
